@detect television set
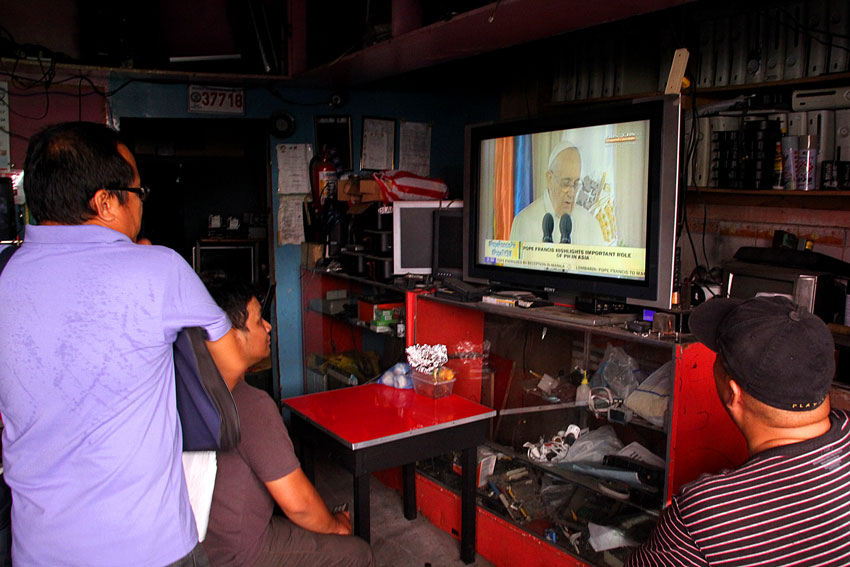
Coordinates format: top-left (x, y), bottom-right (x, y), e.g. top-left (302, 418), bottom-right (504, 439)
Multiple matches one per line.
top-left (393, 200), bottom-right (462, 275)
top-left (192, 242), bottom-right (257, 283)
top-left (464, 95), bottom-right (681, 309)
top-left (432, 208), bottom-right (465, 280)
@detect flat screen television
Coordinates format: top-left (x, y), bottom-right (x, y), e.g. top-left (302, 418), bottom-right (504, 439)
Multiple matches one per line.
top-left (393, 200), bottom-right (462, 275)
top-left (464, 95), bottom-right (681, 309)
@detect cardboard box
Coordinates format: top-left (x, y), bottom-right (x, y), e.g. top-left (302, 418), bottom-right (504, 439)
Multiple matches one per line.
top-left (308, 297), bottom-right (348, 316)
top-left (326, 289), bottom-right (347, 300)
top-left (301, 242), bottom-right (323, 267)
top-left (451, 447), bottom-right (498, 488)
top-left (340, 178), bottom-right (383, 203)
top-left (358, 299), bottom-right (403, 324)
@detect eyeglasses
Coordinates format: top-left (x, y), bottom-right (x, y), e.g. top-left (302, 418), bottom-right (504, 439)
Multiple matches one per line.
top-left (556, 178), bottom-right (582, 192)
top-left (109, 186), bottom-right (150, 202)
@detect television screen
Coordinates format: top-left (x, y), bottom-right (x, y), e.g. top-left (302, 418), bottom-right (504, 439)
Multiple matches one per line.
top-left (465, 96), bottom-right (680, 308)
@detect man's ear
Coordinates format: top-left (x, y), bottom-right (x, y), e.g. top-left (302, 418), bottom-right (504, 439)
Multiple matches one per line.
top-left (233, 327), bottom-right (249, 350)
top-left (89, 189), bottom-right (119, 223)
top-left (726, 378), bottom-right (745, 409)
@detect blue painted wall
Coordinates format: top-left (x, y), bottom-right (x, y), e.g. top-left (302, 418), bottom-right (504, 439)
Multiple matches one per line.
top-left (108, 77), bottom-right (498, 399)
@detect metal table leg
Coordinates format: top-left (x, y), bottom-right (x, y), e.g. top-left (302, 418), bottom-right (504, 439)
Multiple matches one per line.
top-left (402, 463), bottom-right (417, 520)
top-left (460, 445), bottom-right (477, 564)
top-left (353, 472), bottom-right (371, 542)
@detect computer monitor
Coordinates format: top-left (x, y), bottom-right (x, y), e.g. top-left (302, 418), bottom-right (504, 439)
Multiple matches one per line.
top-left (432, 208), bottom-right (464, 280)
top-left (392, 200), bottom-right (462, 275)
top-left (192, 242), bottom-right (257, 283)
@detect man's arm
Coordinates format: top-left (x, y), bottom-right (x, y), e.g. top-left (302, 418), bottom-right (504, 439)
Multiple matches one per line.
top-left (205, 328), bottom-right (249, 391)
top-left (625, 499), bottom-right (709, 567)
top-left (265, 468), bottom-right (351, 535)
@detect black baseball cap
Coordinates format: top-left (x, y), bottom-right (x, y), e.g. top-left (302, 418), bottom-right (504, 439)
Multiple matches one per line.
top-left (689, 296), bottom-right (834, 411)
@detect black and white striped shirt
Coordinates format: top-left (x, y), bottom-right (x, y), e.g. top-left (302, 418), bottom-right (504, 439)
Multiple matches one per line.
top-left (627, 410), bottom-right (850, 567)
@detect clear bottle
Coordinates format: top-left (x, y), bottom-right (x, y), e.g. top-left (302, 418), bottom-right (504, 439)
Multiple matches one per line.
top-left (575, 375), bottom-right (590, 405)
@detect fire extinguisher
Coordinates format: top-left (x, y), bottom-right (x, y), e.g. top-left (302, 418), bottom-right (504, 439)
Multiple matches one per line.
top-left (309, 149), bottom-right (337, 216)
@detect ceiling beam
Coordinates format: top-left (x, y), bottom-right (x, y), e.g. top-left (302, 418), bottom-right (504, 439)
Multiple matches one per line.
top-left (288, 0), bottom-right (695, 88)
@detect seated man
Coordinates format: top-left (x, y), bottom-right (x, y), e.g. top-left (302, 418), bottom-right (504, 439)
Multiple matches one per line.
top-left (202, 282), bottom-right (374, 567)
top-left (627, 296), bottom-right (850, 566)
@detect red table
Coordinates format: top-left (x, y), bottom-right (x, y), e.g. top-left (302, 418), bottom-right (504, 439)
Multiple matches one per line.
top-left (283, 383), bottom-right (495, 564)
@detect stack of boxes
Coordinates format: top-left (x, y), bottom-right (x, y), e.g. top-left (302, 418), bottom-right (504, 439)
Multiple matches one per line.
top-left (357, 297), bottom-right (404, 334)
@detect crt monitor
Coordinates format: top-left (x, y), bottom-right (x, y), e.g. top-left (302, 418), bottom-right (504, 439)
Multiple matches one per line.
top-left (432, 208), bottom-right (464, 280)
top-left (464, 95), bottom-right (681, 309)
top-left (393, 200), bottom-right (462, 275)
top-left (192, 243), bottom-right (257, 283)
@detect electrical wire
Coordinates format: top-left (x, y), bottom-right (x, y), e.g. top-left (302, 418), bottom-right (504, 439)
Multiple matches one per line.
top-left (683, 84), bottom-right (712, 282)
top-left (264, 86), bottom-right (339, 107)
top-left (768, 5), bottom-right (850, 52)
top-left (0, 26), bottom-right (334, 129)
top-left (0, 125), bottom-right (29, 143)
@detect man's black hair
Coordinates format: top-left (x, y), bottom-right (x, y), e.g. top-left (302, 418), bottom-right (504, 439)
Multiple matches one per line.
top-left (24, 122), bottom-right (136, 224)
top-left (206, 281), bottom-right (261, 331)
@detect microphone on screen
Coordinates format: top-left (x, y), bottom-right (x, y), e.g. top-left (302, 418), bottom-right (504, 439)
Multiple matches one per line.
top-left (542, 213), bottom-right (554, 243)
top-left (559, 214), bottom-right (572, 244)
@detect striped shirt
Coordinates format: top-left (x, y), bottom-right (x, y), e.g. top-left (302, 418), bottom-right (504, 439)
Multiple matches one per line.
top-left (627, 410), bottom-right (850, 567)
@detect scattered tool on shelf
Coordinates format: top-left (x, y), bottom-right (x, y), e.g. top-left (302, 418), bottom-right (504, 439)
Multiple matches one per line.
top-left (504, 466), bottom-right (529, 481)
top-left (490, 481), bottom-right (521, 522)
top-left (505, 485), bottom-right (530, 521)
top-left (555, 522), bottom-right (583, 554)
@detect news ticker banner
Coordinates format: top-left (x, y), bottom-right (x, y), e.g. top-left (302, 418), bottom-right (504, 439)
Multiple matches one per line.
top-left (484, 239), bottom-right (646, 280)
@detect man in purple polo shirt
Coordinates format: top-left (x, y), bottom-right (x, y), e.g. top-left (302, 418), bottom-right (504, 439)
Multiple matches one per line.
top-left (0, 122), bottom-right (246, 566)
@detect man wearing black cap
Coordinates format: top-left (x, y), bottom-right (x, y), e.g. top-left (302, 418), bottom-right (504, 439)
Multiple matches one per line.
top-left (627, 295), bottom-right (850, 566)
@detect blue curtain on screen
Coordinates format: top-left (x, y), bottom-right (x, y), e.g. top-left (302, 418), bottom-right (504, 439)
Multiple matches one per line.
top-left (513, 135), bottom-right (533, 214)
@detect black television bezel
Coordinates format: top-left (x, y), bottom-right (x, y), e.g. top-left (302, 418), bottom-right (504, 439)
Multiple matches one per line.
top-left (462, 95), bottom-right (681, 309)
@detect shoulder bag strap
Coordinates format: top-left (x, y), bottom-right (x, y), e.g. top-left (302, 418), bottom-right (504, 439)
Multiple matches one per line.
top-left (0, 245), bottom-right (19, 276)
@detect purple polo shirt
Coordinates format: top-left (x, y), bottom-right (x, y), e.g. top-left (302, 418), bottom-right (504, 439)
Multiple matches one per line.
top-left (0, 225), bottom-right (231, 566)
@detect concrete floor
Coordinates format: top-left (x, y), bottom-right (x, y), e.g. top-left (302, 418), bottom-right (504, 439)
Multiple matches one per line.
top-left (312, 456), bottom-right (496, 567)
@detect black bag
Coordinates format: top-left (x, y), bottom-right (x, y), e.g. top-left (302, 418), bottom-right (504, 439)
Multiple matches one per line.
top-left (0, 245), bottom-right (16, 274)
top-left (0, 244), bottom-right (239, 452)
top-left (173, 327), bottom-right (241, 452)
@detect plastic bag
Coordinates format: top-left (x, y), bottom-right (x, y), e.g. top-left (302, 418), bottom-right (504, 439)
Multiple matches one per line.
top-left (377, 362), bottom-right (413, 389)
top-left (592, 344), bottom-right (641, 400)
top-left (624, 360), bottom-right (673, 427)
top-left (539, 475), bottom-right (577, 516)
top-left (588, 522), bottom-right (638, 552)
top-left (373, 170), bottom-right (449, 202)
top-left (562, 425), bottom-right (623, 464)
